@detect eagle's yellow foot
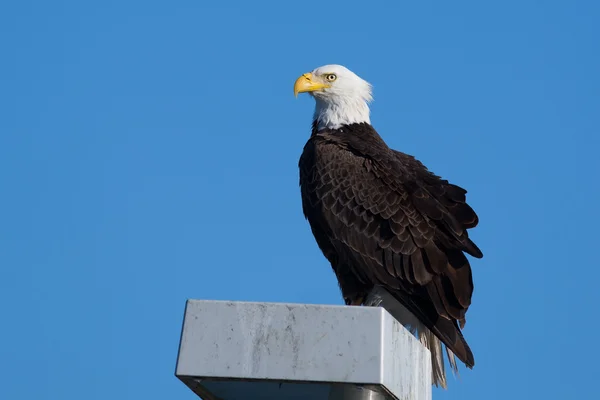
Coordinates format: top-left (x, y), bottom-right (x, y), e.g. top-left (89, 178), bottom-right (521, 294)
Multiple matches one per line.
top-left (346, 296), bottom-right (365, 306)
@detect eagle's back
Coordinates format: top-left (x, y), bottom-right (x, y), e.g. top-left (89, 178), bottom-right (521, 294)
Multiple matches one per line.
top-left (298, 122), bottom-right (482, 370)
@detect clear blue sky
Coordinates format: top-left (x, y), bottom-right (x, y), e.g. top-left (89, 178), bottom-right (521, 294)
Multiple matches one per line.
top-left (1, 1), bottom-right (598, 399)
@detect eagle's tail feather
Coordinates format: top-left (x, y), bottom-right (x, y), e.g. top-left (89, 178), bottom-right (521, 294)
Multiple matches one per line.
top-left (419, 327), bottom-right (448, 388)
top-left (365, 286), bottom-right (469, 389)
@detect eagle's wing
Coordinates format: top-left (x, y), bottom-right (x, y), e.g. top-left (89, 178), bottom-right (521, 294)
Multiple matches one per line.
top-left (300, 133), bottom-right (482, 367)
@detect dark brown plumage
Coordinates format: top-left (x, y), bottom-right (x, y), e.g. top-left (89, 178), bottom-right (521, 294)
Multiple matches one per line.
top-left (299, 121), bottom-right (483, 368)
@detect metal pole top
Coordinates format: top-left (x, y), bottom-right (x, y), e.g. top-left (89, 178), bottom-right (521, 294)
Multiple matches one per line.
top-left (176, 300), bottom-right (432, 400)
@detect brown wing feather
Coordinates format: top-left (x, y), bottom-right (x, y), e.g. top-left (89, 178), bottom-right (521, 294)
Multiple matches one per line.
top-left (299, 123), bottom-right (482, 368)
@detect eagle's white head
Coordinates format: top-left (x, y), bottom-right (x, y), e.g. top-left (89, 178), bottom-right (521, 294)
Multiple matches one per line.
top-left (294, 64), bottom-right (373, 131)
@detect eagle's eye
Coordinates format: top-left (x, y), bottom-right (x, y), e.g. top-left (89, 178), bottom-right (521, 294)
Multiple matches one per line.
top-left (325, 74), bottom-right (337, 82)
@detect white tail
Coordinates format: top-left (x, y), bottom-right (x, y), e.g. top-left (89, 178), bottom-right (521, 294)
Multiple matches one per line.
top-left (364, 286), bottom-right (459, 389)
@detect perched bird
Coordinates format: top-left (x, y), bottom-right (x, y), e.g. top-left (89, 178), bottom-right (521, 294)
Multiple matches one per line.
top-left (294, 64), bottom-right (483, 388)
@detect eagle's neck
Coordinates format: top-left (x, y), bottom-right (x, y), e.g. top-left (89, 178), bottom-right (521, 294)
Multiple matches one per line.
top-left (313, 97), bottom-right (371, 131)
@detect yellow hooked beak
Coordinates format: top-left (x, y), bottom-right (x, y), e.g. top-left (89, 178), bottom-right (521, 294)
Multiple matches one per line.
top-left (293, 73), bottom-right (331, 97)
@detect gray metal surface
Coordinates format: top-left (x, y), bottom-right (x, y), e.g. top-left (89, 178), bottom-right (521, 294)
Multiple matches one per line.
top-left (176, 300), bottom-right (431, 400)
top-left (328, 384), bottom-right (389, 400)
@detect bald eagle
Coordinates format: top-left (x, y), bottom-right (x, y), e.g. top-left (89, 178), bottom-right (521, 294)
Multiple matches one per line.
top-left (294, 65), bottom-right (483, 388)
